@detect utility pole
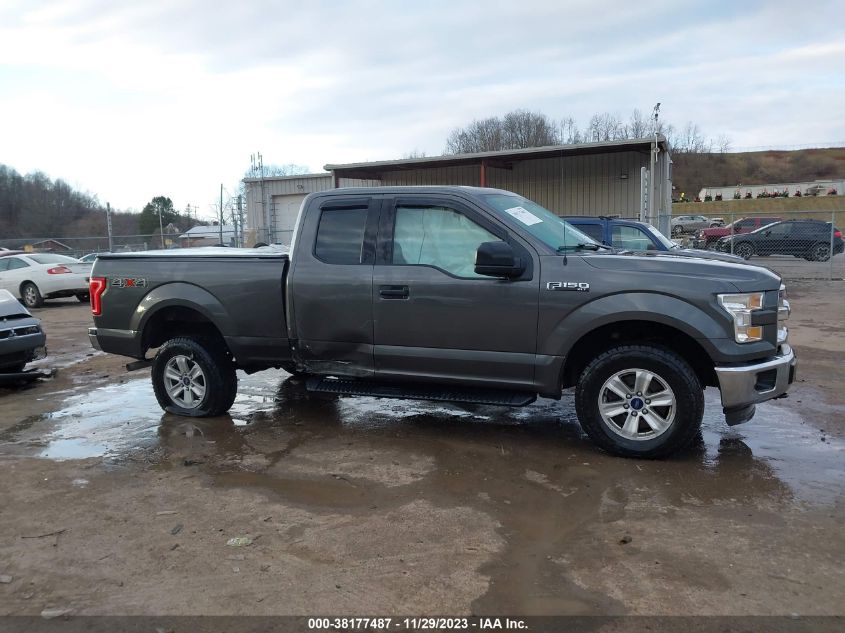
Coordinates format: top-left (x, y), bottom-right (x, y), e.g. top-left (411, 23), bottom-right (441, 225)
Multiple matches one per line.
top-left (237, 195), bottom-right (245, 247)
top-left (251, 152), bottom-right (267, 243)
top-left (106, 202), bottom-right (113, 252)
top-left (157, 201), bottom-right (165, 249)
top-left (219, 183), bottom-right (224, 245)
top-left (647, 102), bottom-right (661, 226)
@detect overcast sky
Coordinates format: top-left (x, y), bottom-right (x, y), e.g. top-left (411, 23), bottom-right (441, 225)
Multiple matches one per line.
top-left (1, 0), bottom-right (843, 217)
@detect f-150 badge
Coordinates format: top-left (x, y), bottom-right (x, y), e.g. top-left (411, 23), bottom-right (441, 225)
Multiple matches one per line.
top-left (547, 281), bottom-right (589, 292)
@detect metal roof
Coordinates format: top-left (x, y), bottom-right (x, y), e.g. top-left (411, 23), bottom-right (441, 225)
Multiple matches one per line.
top-left (243, 172), bottom-right (331, 183)
top-left (324, 136), bottom-right (669, 178)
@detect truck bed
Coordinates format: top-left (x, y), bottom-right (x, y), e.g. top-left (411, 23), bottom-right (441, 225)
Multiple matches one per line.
top-left (92, 248), bottom-right (290, 368)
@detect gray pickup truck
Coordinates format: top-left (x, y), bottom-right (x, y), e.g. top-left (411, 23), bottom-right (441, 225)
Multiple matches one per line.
top-left (88, 186), bottom-right (796, 457)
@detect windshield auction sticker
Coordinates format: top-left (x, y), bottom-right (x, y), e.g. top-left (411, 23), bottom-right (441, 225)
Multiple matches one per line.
top-left (504, 206), bottom-right (543, 226)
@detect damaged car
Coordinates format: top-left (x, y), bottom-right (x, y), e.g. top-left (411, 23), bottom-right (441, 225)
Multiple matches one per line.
top-left (0, 288), bottom-right (47, 377)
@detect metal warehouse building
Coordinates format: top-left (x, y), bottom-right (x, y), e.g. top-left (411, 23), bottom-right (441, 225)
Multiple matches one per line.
top-left (244, 136), bottom-right (672, 244)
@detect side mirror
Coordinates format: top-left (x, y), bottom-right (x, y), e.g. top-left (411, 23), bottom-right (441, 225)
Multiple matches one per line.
top-left (475, 241), bottom-right (524, 278)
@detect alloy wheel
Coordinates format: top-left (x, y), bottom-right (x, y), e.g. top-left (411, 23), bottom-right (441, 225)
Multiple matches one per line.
top-left (597, 368), bottom-right (676, 441)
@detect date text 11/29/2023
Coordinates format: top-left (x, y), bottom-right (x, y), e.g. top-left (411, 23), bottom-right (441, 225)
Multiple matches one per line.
top-left (307, 617), bottom-right (528, 630)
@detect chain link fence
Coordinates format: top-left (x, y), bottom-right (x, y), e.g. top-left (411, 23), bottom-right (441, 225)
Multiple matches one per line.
top-left (669, 209), bottom-right (843, 280)
top-left (0, 226), bottom-right (253, 259)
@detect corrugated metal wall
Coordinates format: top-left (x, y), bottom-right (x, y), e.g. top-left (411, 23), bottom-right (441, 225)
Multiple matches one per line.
top-left (375, 152), bottom-right (648, 216)
top-left (246, 150), bottom-right (658, 233)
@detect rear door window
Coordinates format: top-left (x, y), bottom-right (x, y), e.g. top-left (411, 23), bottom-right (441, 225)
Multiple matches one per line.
top-left (314, 207), bottom-right (369, 264)
top-left (6, 258), bottom-right (29, 270)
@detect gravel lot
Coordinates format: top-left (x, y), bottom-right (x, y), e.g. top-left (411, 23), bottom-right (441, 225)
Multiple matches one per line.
top-left (0, 285), bottom-right (843, 617)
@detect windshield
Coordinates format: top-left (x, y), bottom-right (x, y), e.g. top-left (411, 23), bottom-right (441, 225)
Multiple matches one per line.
top-left (643, 225), bottom-right (678, 249)
top-left (28, 254), bottom-right (79, 265)
top-left (481, 194), bottom-right (600, 251)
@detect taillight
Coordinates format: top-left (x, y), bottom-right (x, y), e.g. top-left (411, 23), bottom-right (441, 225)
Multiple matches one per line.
top-left (90, 277), bottom-right (107, 316)
top-left (47, 265), bottom-right (72, 274)
top-left (835, 230), bottom-right (842, 238)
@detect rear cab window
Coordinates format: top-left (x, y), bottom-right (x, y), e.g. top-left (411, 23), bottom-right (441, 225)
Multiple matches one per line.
top-left (314, 207), bottom-right (369, 264)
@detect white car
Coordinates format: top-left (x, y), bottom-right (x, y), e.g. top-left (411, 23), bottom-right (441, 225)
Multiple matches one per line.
top-left (0, 253), bottom-right (92, 308)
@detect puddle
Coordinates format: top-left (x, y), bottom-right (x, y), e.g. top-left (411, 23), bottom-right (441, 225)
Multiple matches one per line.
top-left (37, 378), bottom-right (162, 460)
top-left (2, 367), bottom-right (842, 506)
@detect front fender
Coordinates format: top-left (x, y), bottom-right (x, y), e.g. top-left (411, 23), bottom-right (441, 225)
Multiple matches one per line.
top-left (132, 282), bottom-right (236, 337)
top-left (542, 292), bottom-right (731, 359)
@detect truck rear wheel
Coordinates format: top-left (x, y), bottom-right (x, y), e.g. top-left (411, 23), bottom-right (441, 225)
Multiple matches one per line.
top-left (152, 337), bottom-right (237, 417)
top-left (574, 344), bottom-right (703, 458)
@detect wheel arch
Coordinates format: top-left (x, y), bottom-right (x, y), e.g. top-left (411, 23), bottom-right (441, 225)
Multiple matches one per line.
top-left (135, 283), bottom-right (234, 355)
top-left (560, 319), bottom-right (718, 390)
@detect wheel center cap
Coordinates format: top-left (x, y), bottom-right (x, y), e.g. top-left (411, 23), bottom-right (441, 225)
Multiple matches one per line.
top-left (182, 377), bottom-right (191, 386)
top-left (630, 397), bottom-right (644, 410)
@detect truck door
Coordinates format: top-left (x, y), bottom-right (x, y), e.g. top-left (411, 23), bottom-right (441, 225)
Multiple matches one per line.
top-left (288, 195), bottom-right (381, 376)
top-left (372, 195), bottom-right (539, 389)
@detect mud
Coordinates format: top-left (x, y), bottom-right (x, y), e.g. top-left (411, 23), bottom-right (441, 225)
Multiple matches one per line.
top-left (0, 290), bottom-right (843, 616)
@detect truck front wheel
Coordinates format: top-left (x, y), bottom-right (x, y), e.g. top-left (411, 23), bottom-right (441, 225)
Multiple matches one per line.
top-left (575, 344), bottom-right (704, 458)
top-left (152, 337), bottom-right (238, 417)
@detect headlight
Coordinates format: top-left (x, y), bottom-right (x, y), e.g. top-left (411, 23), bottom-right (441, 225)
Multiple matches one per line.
top-left (718, 292), bottom-right (765, 343)
top-left (777, 284), bottom-right (790, 344)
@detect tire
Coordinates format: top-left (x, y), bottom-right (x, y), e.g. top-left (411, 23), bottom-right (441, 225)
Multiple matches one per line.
top-left (574, 344), bottom-right (704, 458)
top-left (734, 242), bottom-right (754, 260)
top-left (151, 337), bottom-right (237, 417)
top-left (76, 293), bottom-right (90, 303)
top-left (809, 243), bottom-right (831, 262)
top-left (21, 282), bottom-right (43, 308)
top-left (671, 225), bottom-right (683, 237)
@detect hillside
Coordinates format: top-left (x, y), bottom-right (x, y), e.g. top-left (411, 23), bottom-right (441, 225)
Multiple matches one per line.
top-left (671, 147), bottom-right (845, 200)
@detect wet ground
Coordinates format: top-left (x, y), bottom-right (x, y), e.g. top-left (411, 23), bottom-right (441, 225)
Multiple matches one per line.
top-left (0, 288), bottom-right (843, 617)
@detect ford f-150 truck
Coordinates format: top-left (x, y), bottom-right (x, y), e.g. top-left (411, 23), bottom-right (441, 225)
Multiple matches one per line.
top-left (88, 187), bottom-right (796, 458)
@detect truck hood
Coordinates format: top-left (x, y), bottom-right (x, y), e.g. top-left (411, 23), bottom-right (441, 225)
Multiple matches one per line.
top-left (660, 247), bottom-right (746, 264)
top-left (582, 252), bottom-right (781, 292)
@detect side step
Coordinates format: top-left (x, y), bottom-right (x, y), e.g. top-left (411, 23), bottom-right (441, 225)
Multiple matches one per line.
top-left (305, 377), bottom-right (536, 407)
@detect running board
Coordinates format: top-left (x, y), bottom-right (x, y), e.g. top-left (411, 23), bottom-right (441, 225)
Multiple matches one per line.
top-left (305, 377), bottom-right (536, 407)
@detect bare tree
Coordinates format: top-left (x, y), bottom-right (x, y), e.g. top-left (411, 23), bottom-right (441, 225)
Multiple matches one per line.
top-left (445, 111), bottom-right (560, 154)
top-left (584, 112), bottom-right (625, 142)
top-left (402, 149), bottom-right (428, 159)
top-left (445, 116), bottom-right (504, 154)
top-left (560, 116), bottom-right (582, 144)
top-left (627, 109), bottom-right (650, 138)
top-left (501, 110), bottom-right (560, 149)
top-left (672, 122), bottom-right (711, 154)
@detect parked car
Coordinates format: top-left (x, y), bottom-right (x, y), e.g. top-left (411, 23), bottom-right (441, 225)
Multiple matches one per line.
top-left (565, 216), bottom-right (744, 263)
top-left (0, 253), bottom-right (92, 308)
top-left (717, 220), bottom-right (844, 261)
top-left (670, 214), bottom-right (724, 236)
top-left (89, 186), bottom-right (795, 458)
top-left (694, 216), bottom-right (782, 249)
top-left (0, 289), bottom-right (46, 372)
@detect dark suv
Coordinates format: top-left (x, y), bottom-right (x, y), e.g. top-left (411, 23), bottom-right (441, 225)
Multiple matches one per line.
top-left (717, 219), bottom-right (844, 261)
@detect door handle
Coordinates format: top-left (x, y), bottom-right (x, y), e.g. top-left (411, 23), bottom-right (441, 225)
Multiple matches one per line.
top-left (379, 285), bottom-right (409, 299)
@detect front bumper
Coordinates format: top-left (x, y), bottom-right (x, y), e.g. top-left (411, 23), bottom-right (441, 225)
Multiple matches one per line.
top-left (715, 345), bottom-right (797, 425)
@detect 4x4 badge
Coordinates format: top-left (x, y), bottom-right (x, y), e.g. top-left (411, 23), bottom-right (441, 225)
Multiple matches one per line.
top-left (111, 277), bottom-right (147, 288)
